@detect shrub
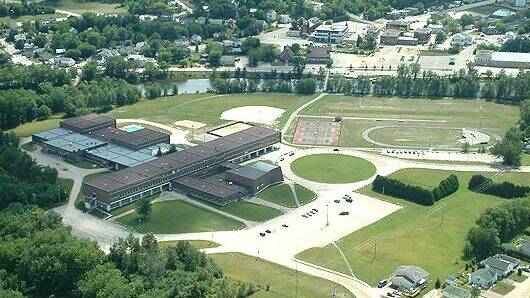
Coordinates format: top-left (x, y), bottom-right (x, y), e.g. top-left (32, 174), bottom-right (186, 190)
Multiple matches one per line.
top-left (468, 174), bottom-right (530, 199)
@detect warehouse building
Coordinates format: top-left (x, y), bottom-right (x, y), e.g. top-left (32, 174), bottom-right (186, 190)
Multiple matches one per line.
top-left (59, 113), bottom-right (116, 134)
top-left (225, 161), bottom-right (283, 194)
top-left (475, 50), bottom-right (530, 69)
top-left (83, 126), bottom-right (281, 211)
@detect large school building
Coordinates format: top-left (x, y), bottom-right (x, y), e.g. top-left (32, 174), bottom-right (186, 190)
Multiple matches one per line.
top-left (82, 124), bottom-right (282, 211)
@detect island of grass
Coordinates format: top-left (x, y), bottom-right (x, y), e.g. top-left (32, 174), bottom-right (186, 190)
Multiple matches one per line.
top-left (257, 183), bottom-right (316, 208)
top-left (491, 282), bottom-right (515, 295)
top-left (196, 198), bottom-right (283, 222)
top-left (291, 154), bottom-right (376, 184)
top-left (116, 200), bottom-right (245, 233)
top-left (297, 169), bottom-right (530, 293)
top-left (210, 253), bottom-right (352, 298)
top-left (159, 240), bottom-right (219, 250)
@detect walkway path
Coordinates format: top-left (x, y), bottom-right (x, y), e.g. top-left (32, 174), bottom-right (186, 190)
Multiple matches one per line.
top-left (247, 197), bottom-right (291, 213)
top-left (288, 183), bottom-right (301, 207)
top-left (281, 93), bottom-right (328, 142)
top-left (332, 241), bottom-right (356, 278)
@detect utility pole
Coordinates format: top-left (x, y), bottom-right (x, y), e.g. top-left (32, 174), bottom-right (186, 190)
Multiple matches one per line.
top-left (326, 203), bottom-right (329, 227)
top-left (440, 205), bottom-right (445, 227)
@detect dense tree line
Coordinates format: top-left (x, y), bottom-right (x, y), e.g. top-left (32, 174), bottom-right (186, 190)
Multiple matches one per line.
top-left (464, 197), bottom-right (530, 260)
top-left (468, 174), bottom-right (530, 199)
top-left (490, 102), bottom-right (528, 166)
top-left (0, 204), bottom-right (256, 297)
top-left (502, 37), bottom-right (530, 53)
top-left (0, 131), bottom-right (69, 210)
top-left (372, 174), bottom-right (459, 206)
top-left (0, 2), bottom-right (54, 18)
top-left (327, 64), bottom-right (529, 104)
top-left (210, 77), bottom-right (317, 94)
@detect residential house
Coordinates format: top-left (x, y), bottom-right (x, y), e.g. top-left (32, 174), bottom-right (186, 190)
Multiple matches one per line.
top-left (386, 20), bottom-right (411, 31)
top-left (196, 16), bottom-right (206, 24)
top-left (490, 9), bottom-right (515, 19)
top-left (287, 30), bottom-right (301, 37)
top-left (51, 57), bottom-right (76, 68)
top-left (482, 254), bottom-right (520, 278)
top-left (469, 268), bottom-right (497, 289)
top-left (279, 46), bottom-right (295, 62)
top-left (442, 285), bottom-right (471, 298)
top-left (22, 43), bottom-right (36, 56)
top-left (445, 276), bottom-right (459, 287)
top-left (451, 33), bottom-right (473, 46)
top-left (267, 10), bottom-right (277, 22)
top-left (55, 48), bottom-right (66, 55)
top-left (91, 48), bottom-right (120, 64)
top-left (514, 0), bottom-right (527, 8)
top-left (305, 46), bottom-right (331, 64)
top-left (380, 29), bottom-right (402, 45)
top-left (249, 8), bottom-right (257, 14)
top-left (209, 18), bottom-right (224, 25)
top-left (278, 14), bottom-right (291, 24)
top-left (135, 42), bottom-right (147, 52)
top-left (389, 266), bottom-right (429, 297)
top-left (256, 20), bottom-right (268, 31)
top-left (427, 24), bottom-right (445, 34)
top-left (414, 28), bottom-right (432, 44)
top-left (127, 54), bottom-right (156, 67)
top-left (38, 51), bottom-right (53, 62)
top-left (191, 35), bottom-right (202, 45)
top-left (522, 238), bottom-right (530, 256)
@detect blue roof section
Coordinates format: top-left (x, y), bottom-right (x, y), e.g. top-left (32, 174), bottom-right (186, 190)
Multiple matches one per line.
top-left (34, 127), bottom-right (73, 141)
top-left (44, 132), bottom-right (106, 153)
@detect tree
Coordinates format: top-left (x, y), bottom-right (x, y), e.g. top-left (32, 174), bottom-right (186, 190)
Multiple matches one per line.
top-left (434, 278), bottom-right (441, 289)
top-left (470, 286), bottom-right (481, 298)
top-left (296, 78), bottom-right (317, 95)
top-left (135, 199), bottom-right (152, 221)
top-left (461, 141), bottom-right (471, 153)
top-left (464, 227), bottom-right (500, 260)
top-left (490, 128), bottom-right (523, 166)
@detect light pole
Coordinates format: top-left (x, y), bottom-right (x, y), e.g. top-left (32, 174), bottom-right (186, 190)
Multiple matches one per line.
top-left (326, 203), bottom-right (329, 227)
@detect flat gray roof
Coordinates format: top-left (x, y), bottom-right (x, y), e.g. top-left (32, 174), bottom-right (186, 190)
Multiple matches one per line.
top-left (86, 144), bottom-right (157, 167)
top-left (60, 113), bottom-right (115, 131)
top-left (44, 133), bottom-right (106, 153)
top-left (491, 51), bottom-right (530, 63)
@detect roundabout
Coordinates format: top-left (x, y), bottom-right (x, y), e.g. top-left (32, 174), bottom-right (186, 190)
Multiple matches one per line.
top-left (290, 153), bottom-right (376, 184)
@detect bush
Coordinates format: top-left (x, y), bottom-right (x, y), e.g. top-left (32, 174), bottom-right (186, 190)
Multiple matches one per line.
top-left (372, 174), bottom-right (459, 206)
top-left (468, 174), bottom-right (530, 199)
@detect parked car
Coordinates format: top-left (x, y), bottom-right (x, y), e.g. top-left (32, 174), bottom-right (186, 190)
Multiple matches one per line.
top-left (334, 199), bottom-right (340, 203)
top-left (265, 230), bottom-right (271, 234)
top-left (345, 198), bottom-right (353, 203)
top-left (377, 279), bottom-right (388, 288)
top-left (333, 148), bottom-right (339, 152)
top-left (281, 224), bottom-right (288, 228)
top-left (260, 232), bottom-right (266, 237)
top-left (302, 214), bottom-right (308, 218)
top-left (339, 211), bottom-right (349, 216)
top-left (312, 208), bottom-right (318, 212)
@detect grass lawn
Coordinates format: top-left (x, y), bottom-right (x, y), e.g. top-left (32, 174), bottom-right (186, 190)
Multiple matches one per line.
top-left (508, 272), bottom-right (528, 283)
top-left (418, 50), bottom-right (451, 56)
top-left (159, 240), bottom-right (219, 250)
top-left (300, 96), bottom-right (519, 148)
top-left (116, 200), bottom-right (245, 233)
top-left (9, 118), bottom-right (61, 137)
top-left (294, 184), bottom-right (316, 205)
top-left (109, 193), bottom-right (160, 216)
top-left (291, 154), bottom-right (376, 184)
top-left (467, 4), bottom-right (509, 15)
top-left (368, 126), bottom-right (463, 149)
top-left (257, 183), bottom-right (297, 208)
top-left (53, 0), bottom-right (127, 14)
top-left (107, 93), bottom-right (312, 130)
top-left (0, 13), bottom-right (65, 23)
top-left (210, 253), bottom-right (352, 298)
top-left (297, 169), bottom-right (530, 292)
top-left (58, 178), bottom-right (74, 197)
top-left (491, 282), bottom-right (515, 295)
top-left (21, 141), bottom-right (37, 151)
top-left (198, 199), bottom-right (283, 222)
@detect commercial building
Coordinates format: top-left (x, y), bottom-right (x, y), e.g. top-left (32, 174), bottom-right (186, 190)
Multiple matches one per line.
top-left (475, 50), bottom-right (530, 69)
top-left (83, 126), bottom-right (281, 211)
top-left (386, 20), bottom-right (410, 31)
top-left (59, 113), bottom-right (116, 134)
top-left (312, 24), bottom-right (349, 44)
top-left (414, 28), bottom-right (432, 44)
top-left (224, 161), bottom-right (283, 194)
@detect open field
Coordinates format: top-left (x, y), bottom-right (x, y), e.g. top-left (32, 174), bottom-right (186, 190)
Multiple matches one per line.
top-left (368, 126), bottom-right (462, 148)
top-left (298, 96), bottom-right (519, 148)
top-left (0, 13), bottom-right (65, 23)
top-left (523, 154), bottom-right (530, 166)
top-left (116, 200), bottom-right (245, 233)
top-left (491, 282), bottom-right (515, 295)
top-left (257, 183), bottom-right (297, 208)
top-left (198, 199), bottom-right (283, 222)
top-left (53, 0), bottom-right (127, 14)
top-left (297, 169), bottom-right (530, 292)
top-left (159, 240), bottom-right (219, 250)
top-left (291, 154), bottom-right (376, 184)
top-left (210, 253), bottom-right (352, 298)
top-left (10, 118), bottom-right (61, 137)
top-left (107, 93), bottom-right (312, 129)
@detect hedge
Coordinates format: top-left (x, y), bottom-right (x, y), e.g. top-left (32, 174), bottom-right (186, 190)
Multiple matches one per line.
top-left (372, 174), bottom-right (459, 206)
top-left (468, 174), bottom-right (530, 199)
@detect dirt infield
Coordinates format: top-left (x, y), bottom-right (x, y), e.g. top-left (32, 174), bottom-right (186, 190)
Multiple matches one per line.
top-left (293, 117), bottom-right (341, 146)
top-left (220, 106), bottom-right (285, 125)
top-left (209, 122), bottom-right (253, 137)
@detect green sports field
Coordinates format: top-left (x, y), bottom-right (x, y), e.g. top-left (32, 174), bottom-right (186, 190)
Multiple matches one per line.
top-left (297, 169), bottom-right (530, 292)
top-left (210, 253), bottom-right (352, 298)
top-left (54, 0), bottom-right (127, 14)
top-left (116, 200), bottom-right (245, 233)
top-left (290, 154), bottom-right (376, 184)
top-left (298, 95), bottom-right (519, 148)
top-left (257, 183), bottom-right (298, 207)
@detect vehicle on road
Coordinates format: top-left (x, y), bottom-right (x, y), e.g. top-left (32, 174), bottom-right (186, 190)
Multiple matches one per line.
top-left (312, 208), bottom-right (318, 212)
top-left (339, 211), bottom-right (349, 216)
top-left (345, 198), bottom-right (353, 203)
top-left (334, 199), bottom-right (340, 203)
top-left (265, 230), bottom-right (271, 234)
top-left (333, 148), bottom-right (339, 152)
top-left (282, 224), bottom-right (288, 228)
